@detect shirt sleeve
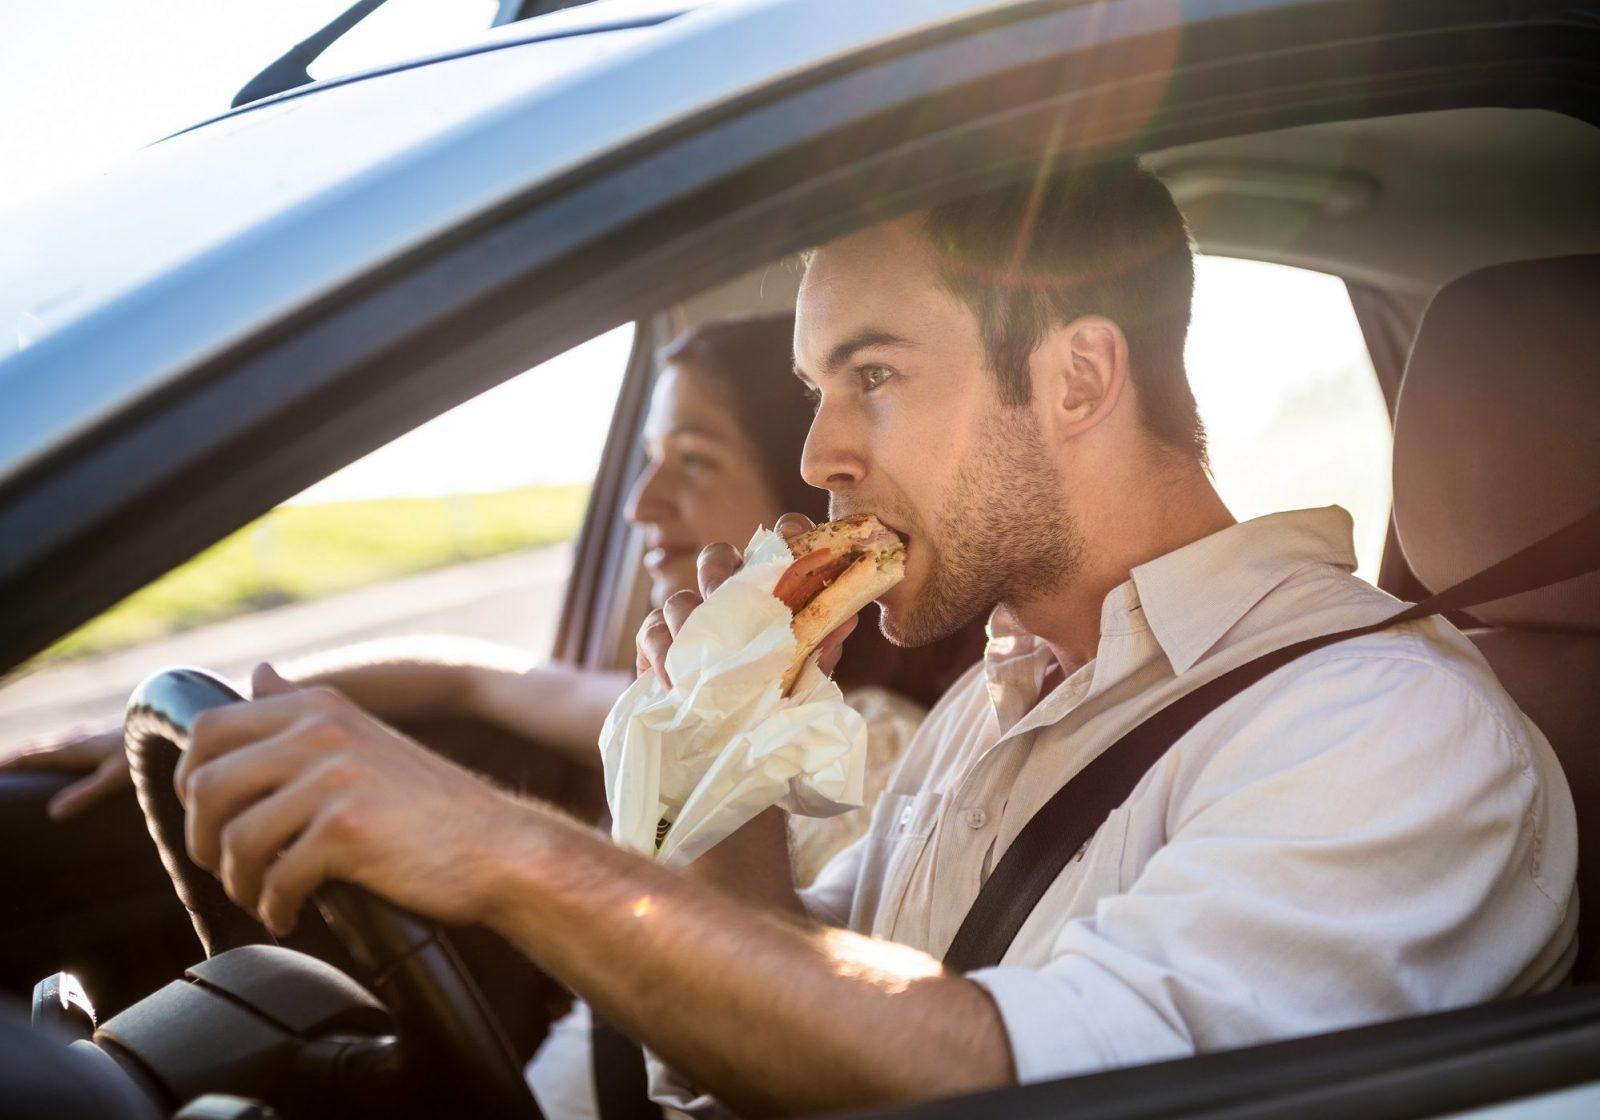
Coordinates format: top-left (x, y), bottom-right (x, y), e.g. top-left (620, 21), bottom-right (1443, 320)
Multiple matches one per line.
top-left (643, 1051), bottom-right (733, 1120)
top-left (967, 650), bottom-right (1574, 1083)
top-left (525, 1002), bottom-right (599, 1120)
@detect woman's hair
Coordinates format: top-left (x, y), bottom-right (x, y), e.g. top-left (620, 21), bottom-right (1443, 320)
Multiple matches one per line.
top-left (658, 314), bottom-right (987, 708)
top-left (657, 313), bottom-right (828, 523)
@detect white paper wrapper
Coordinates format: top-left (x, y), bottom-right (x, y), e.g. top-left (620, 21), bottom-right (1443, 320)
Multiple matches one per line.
top-left (600, 528), bottom-right (868, 867)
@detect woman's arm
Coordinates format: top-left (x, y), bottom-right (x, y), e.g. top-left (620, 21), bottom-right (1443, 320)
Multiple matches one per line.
top-left (286, 638), bottom-right (630, 767)
top-left (465, 663), bottom-right (631, 768)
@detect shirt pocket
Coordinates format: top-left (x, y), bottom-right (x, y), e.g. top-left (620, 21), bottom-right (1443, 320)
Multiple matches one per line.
top-left (852, 790), bottom-right (941, 936)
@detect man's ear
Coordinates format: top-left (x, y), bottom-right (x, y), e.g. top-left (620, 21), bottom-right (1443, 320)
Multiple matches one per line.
top-left (1035, 314), bottom-right (1129, 441)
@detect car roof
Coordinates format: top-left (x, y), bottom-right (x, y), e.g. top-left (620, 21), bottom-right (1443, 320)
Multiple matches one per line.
top-left (0, 0), bottom-right (1009, 488)
top-left (166, 0), bottom-right (699, 143)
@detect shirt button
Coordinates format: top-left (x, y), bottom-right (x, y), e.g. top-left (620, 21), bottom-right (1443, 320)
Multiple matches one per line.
top-left (964, 808), bottom-right (989, 829)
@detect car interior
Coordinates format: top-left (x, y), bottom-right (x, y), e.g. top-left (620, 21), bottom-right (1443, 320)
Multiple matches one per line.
top-left (667, 103), bottom-right (1600, 976)
top-left (3, 43), bottom-right (1600, 1119)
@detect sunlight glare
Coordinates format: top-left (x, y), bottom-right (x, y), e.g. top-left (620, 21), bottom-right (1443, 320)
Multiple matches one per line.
top-left (1185, 256), bottom-right (1392, 579)
top-left (823, 929), bottom-right (941, 995)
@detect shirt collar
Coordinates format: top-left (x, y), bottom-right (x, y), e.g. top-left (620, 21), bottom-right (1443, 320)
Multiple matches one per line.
top-left (982, 506), bottom-right (1358, 723)
top-left (1131, 506), bottom-right (1357, 675)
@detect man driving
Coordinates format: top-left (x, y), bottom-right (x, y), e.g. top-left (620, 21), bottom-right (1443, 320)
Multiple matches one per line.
top-left (175, 161), bottom-right (1577, 1117)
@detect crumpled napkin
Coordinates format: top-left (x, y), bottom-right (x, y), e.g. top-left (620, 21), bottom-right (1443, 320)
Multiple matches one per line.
top-left (600, 528), bottom-right (868, 867)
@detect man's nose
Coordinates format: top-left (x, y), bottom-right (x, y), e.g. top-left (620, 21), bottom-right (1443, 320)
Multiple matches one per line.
top-left (800, 399), bottom-right (867, 492)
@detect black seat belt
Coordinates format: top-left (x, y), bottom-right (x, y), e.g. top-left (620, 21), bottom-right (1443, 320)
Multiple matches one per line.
top-left (597, 506), bottom-right (1600, 1115)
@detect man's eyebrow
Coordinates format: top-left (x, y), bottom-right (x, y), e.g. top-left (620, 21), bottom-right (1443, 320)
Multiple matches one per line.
top-left (794, 328), bottom-right (914, 380)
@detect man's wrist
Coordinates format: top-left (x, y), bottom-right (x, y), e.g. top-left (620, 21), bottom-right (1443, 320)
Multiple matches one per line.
top-left (474, 794), bottom-right (589, 932)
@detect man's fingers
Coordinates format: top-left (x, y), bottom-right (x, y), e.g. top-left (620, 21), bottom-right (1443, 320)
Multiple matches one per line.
top-left (251, 662), bottom-right (299, 698)
top-left (176, 690), bottom-right (338, 804)
top-left (696, 542), bottom-right (742, 598)
top-left (257, 821), bottom-right (338, 937)
top-left (635, 610), bottom-right (673, 689)
top-left (662, 590), bottom-right (702, 636)
top-left (636, 589), bottom-right (705, 691)
top-left (215, 771), bottom-right (328, 915)
top-left (774, 512), bottom-right (817, 541)
top-left (184, 730), bottom-right (323, 873)
top-left (46, 753), bottom-right (131, 821)
top-left (815, 613), bottom-right (860, 677)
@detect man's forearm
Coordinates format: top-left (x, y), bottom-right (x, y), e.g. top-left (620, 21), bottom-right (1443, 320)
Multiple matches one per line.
top-left (484, 805), bottom-right (1014, 1116)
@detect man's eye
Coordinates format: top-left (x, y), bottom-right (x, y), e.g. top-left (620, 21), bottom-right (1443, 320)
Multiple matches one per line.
top-left (679, 451), bottom-right (716, 470)
top-left (859, 365), bottom-right (895, 392)
top-left (799, 383), bottom-right (822, 408)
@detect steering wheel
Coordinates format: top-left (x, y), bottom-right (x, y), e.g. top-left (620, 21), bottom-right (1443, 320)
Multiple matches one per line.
top-left (123, 667), bottom-right (544, 1120)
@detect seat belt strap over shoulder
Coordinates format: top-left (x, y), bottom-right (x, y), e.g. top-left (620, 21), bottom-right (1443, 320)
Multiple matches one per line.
top-left (942, 505), bottom-right (1600, 972)
top-left (594, 506), bottom-right (1600, 1117)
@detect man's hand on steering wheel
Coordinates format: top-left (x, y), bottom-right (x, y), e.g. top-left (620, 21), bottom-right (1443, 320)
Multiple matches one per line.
top-left (176, 663), bottom-right (534, 938)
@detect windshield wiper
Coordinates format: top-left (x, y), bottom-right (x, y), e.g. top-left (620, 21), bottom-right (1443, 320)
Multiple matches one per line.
top-left (232, 0), bottom-right (392, 108)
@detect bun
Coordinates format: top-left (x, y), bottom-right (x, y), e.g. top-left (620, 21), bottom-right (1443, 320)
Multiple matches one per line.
top-left (774, 515), bottom-right (906, 695)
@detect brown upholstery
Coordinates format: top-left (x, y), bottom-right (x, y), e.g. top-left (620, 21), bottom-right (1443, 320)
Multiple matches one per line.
top-left (1394, 255), bottom-right (1600, 628)
top-left (1391, 254), bottom-right (1600, 979)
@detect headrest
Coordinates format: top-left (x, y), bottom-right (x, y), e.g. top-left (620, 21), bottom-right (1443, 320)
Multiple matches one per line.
top-left (1393, 254), bottom-right (1600, 631)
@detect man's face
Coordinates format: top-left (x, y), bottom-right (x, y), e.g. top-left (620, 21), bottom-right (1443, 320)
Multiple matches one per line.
top-left (795, 221), bottom-right (1080, 645)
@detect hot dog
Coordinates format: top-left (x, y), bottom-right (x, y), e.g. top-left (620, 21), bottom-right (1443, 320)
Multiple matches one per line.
top-left (771, 514), bottom-right (906, 695)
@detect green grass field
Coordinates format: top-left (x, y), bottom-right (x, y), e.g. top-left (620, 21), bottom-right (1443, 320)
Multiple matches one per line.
top-left (37, 484), bottom-right (591, 663)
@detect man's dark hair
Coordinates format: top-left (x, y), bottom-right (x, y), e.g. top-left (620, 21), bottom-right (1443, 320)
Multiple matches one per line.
top-left (920, 161), bottom-right (1206, 463)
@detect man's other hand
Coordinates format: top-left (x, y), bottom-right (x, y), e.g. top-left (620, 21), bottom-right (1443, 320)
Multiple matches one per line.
top-left (175, 662), bottom-right (532, 937)
top-left (634, 513), bottom-right (859, 689)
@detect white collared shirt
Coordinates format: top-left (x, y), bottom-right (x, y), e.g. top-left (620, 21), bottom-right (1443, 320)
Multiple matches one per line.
top-left (800, 506), bottom-right (1577, 1083)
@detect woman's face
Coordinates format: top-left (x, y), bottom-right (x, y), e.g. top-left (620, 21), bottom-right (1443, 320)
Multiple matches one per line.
top-left (625, 363), bottom-right (787, 606)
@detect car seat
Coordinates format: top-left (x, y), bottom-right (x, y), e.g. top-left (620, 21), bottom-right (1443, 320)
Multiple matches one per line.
top-left (1392, 253), bottom-right (1600, 981)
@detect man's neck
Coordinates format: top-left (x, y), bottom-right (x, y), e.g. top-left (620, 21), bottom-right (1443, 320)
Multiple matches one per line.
top-left (1009, 464), bottom-right (1235, 676)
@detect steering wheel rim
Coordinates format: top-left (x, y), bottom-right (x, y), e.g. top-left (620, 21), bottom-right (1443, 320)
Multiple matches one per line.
top-left (124, 666), bottom-right (544, 1120)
